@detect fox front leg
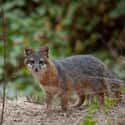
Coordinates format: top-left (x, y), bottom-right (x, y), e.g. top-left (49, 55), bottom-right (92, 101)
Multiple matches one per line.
top-left (60, 92), bottom-right (69, 111)
top-left (46, 92), bottom-right (53, 113)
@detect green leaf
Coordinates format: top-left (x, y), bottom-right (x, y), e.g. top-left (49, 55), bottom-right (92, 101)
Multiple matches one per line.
top-left (109, 1), bottom-right (125, 18)
top-left (64, 3), bottom-right (78, 25)
top-left (83, 117), bottom-right (96, 125)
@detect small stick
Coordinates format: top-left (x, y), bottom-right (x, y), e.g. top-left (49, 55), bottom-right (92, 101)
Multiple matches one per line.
top-left (0, 8), bottom-right (7, 125)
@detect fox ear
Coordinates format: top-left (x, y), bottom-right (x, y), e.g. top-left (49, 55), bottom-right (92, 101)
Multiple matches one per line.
top-left (24, 47), bottom-right (33, 56)
top-left (39, 45), bottom-right (49, 57)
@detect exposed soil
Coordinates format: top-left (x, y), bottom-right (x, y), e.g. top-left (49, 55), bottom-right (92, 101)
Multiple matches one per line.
top-left (0, 98), bottom-right (125, 125)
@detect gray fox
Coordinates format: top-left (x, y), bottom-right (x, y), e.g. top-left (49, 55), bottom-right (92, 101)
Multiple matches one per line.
top-left (24, 45), bottom-right (122, 112)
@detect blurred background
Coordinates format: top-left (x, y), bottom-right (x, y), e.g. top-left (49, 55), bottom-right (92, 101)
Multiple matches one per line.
top-left (0, 0), bottom-right (125, 101)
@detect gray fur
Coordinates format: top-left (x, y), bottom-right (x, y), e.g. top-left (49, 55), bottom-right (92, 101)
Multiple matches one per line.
top-left (53, 55), bottom-right (119, 94)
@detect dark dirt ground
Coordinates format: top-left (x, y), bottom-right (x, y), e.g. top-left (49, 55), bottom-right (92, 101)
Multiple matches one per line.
top-left (0, 98), bottom-right (125, 125)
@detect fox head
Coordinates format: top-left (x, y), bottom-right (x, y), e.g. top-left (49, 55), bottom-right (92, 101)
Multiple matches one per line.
top-left (24, 45), bottom-right (49, 73)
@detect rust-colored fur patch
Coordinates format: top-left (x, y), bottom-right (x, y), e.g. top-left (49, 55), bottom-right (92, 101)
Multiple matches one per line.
top-left (40, 59), bottom-right (59, 87)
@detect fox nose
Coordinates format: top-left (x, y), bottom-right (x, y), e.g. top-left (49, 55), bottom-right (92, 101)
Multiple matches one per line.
top-left (35, 68), bottom-right (38, 72)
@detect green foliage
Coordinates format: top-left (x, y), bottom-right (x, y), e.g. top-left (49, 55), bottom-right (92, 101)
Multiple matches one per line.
top-left (83, 118), bottom-right (96, 125)
top-left (83, 95), bottom-right (118, 125)
top-left (104, 96), bottom-right (115, 111)
top-left (83, 105), bottom-right (97, 125)
top-left (109, 0), bottom-right (125, 19)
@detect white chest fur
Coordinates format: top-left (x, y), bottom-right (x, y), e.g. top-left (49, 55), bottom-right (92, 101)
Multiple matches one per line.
top-left (31, 71), bottom-right (45, 91)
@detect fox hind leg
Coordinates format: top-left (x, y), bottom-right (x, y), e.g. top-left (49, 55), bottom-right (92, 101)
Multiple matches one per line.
top-left (61, 92), bottom-right (69, 111)
top-left (97, 92), bottom-right (105, 106)
top-left (73, 93), bottom-right (85, 108)
top-left (114, 91), bottom-right (122, 103)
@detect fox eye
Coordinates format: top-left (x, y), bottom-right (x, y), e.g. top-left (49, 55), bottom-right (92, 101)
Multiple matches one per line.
top-left (29, 60), bottom-right (34, 64)
top-left (39, 60), bottom-right (45, 65)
